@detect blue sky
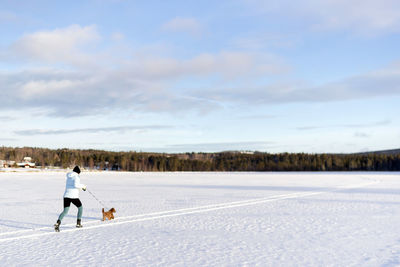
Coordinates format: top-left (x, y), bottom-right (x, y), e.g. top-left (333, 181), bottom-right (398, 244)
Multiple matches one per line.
top-left (1, 0), bottom-right (399, 153)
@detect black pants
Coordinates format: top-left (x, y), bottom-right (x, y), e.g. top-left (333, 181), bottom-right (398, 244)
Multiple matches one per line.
top-left (58, 198), bottom-right (83, 221)
top-left (63, 198), bottom-right (82, 208)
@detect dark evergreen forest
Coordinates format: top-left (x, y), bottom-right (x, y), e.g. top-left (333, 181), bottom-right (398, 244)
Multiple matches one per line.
top-left (1, 147), bottom-right (399, 171)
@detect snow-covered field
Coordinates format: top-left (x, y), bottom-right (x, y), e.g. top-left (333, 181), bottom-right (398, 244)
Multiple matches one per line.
top-left (1, 171), bottom-right (400, 266)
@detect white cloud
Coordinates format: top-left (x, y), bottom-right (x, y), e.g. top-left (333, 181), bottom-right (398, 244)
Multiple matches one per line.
top-left (20, 79), bottom-right (78, 98)
top-left (244, 0), bottom-right (400, 35)
top-left (14, 125), bottom-right (172, 136)
top-left (305, 0), bottom-right (400, 35)
top-left (127, 51), bottom-right (289, 80)
top-left (1, 45), bottom-right (398, 118)
top-left (194, 65), bottom-right (400, 104)
top-left (296, 120), bottom-right (391, 131)
top-left (6, 24), bottom-right (288, 78)
top-left (111, 32), bottom-right (125, 41)
top-left (4, 24), bottom-right (398, 119)
top-left (161, 17), bottom-right (203, 36)
top-left (0, 115), bottom-right (15, 121)
top-left (232, 34), bottom-right (297, 50)
top-left (10, 24), bottom-right (100, 66)
top-left (0, 67), bottom-right (218, 117)
top-left (354, 132), bottom-right (371, 138)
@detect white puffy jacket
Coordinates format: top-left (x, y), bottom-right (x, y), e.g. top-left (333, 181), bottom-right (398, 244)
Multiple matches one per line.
top-left (63, 171), bottom-right (86, 199)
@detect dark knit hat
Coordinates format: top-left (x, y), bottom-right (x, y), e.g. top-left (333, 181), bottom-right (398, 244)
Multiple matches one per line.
top-left (73, 166), bottom-right (81, 174)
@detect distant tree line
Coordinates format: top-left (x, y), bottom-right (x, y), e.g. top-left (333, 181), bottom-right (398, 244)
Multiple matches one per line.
top-left (1, 147), bottom-right (400, 171)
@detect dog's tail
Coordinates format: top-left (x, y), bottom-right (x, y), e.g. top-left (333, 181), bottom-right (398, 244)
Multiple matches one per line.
top-left (102, 208), bottom-right (104, 213)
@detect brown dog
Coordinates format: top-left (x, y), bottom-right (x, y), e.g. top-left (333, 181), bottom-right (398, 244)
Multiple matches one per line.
top-left (102, 208), bottom-right (116, 221)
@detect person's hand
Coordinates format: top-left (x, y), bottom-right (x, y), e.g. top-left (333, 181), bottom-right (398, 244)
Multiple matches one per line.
top-left (82, 186), bottom-right (87, 191)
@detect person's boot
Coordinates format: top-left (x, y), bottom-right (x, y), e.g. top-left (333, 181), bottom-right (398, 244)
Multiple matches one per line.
top-left (54, 220), bottom-right (61, 232)
top-left (76, 219), bottom-right (82, 228)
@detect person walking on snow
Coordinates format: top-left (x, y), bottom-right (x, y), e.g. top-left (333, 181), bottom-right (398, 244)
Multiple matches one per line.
top-left (54, 166), bottom-right (86, 232)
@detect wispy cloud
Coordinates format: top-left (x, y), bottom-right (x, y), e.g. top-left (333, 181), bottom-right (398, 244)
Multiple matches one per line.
top-left (236, 115), bottom-right (277, 120)
top-left (305, 0), bottom-right (400, 35)
top-left (0, 138), bottom-right (16, 141)
top-left (296, 120), bottom-right (391, 131)
top-left (195, 66), bottom-right (400, 105)
top-left (354, 132), bottom-right (371, 138)
top-left (232, 33), bottom-right (297, 50)
top-left (161, 17), bottom-right (203, 37)
top-left (111, 31), bottom-right (125, 41)
top-left (244, 0), bottom-right (400, 35)
top-left (125, 51), bottom-right (288, 80)
top-left (0, 116), bottom-right (15, 121)
top-left (14, 125), bottom-right (172, 136)
top-left (342, 120), bottom-right (391, 128)
top-left (0, 67), bottom-right (221, 117)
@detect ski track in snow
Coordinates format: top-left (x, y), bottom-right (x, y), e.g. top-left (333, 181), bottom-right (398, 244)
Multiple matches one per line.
top-left (0, 177), bottom-right (378, 243)
top-left (2, 171), bottom-right (400, 266)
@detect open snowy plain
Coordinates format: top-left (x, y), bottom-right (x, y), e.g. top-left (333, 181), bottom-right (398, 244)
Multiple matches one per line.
top-left (0, 171), bottom-right (400, 266)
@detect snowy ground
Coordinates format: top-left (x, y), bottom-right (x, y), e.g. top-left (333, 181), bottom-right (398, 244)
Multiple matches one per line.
top-left (0, 171), bottom-right (400, 266)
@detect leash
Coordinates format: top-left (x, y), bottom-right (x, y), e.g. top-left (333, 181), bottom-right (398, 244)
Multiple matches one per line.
top-left (86, 188), bottom-right (108, 209)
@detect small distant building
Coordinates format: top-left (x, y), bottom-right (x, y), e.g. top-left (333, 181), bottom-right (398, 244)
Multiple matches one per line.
top-left (17, 157), bottom-right (36, 168)
top-left (0, 160), bottom-right (16, 168)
